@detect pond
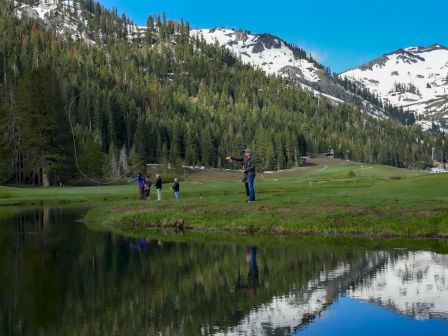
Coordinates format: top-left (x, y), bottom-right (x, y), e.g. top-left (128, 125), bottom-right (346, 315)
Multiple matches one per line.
top-left (1, 207), bottom-right (448, 335)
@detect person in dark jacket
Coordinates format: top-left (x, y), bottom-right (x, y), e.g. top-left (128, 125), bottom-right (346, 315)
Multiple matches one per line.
top-left (155, 174), bottom-right (162, 201)
top-left (226, 147), bottom-right (256, 202)
top-left (130, 173), bottom-right (146, 200)
top-left (172, 177), bottom-right (180, 200)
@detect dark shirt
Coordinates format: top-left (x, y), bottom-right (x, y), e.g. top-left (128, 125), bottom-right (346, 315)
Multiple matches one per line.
top-left (172, 181), bottom-right (180, 192)
top-left (155, 177), bottom-right (162, 189)
top-left (231, 156), bottom-right (256, 176)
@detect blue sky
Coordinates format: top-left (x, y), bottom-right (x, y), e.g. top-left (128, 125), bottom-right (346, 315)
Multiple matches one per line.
top-left (101, 0), bottom-right (448, 73)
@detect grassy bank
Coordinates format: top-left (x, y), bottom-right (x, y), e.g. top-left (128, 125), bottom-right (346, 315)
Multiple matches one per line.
top-left (83, 159), bottom-right (448, 239)
top-left (0, 184), bottom-right (139, 206)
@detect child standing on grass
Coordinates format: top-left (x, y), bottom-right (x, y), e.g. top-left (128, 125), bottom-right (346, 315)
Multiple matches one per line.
top-left (144, 176), bottom-right (152, 200)
top-left (155, 174), bottom-right (162, 201)
top-left (172, 178), bottom-right (180, 200)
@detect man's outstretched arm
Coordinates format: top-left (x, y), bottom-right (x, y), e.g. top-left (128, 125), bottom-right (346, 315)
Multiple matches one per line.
top-left (226, 156), bottom-right (244, 162)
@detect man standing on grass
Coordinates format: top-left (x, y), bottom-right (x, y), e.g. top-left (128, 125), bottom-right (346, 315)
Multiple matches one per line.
top-left (226, 147), bottom-right (256, 203)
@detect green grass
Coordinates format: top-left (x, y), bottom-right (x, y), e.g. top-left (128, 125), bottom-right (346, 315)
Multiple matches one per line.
top-left (79, 159), bottom-right (448, 239)
top-left (2, 158), bottom-right (447, 238)
top-left (0, 184), bottom-right (138, 206)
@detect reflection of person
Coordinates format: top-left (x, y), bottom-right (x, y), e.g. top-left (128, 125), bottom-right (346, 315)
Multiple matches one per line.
top-left (130, 237), bottom-right (149, 251)
top-left (226, 147), bottom-right (256, 203)
top-left (235, 246), bottom-right (259, 294)
top-left (247, 246), bottom-right (259, 292)
top-left (130, 173), bottom-right (146, 200)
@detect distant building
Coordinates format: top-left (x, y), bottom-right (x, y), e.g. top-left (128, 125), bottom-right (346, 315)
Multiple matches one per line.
top-left (321, 149), bottom-right (334, 158)
top-left (430, 167), bottom-right (448, 173)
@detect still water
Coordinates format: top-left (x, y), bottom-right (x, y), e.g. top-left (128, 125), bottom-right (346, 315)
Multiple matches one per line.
top-left (1, 207), bottom-right (448, 335)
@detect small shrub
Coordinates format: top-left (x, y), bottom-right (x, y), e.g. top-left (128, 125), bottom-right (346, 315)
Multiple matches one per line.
top-left (0, 191), bottom-right (13, 199)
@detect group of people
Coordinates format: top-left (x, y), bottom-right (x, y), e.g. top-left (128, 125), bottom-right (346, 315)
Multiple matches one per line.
top-left (130, 147), bottom-right (255, 203)
top-left (130, 173), bottom-right (180, 201)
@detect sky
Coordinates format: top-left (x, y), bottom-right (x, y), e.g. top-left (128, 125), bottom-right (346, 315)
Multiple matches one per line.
top-left (101, 0), bottom-right (448, 73)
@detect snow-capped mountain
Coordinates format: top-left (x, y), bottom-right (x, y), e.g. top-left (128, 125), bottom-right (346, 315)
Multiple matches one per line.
top-left (339, 45), bottom-right (448, 122)
top-left (191, 28), bottom-right (389, 117)
top-left (15, 1), bottom-right (446, 125)
top-left (12, 1), bottom-right (388, 117)
top-left (192, 28), bottom-right (322, 84)
top-left (15, 0), bottom-right (94, 45)
top-left (13, 0), bottom-right (146, 45)
top-left (191, 29), bottom-right (334, 98)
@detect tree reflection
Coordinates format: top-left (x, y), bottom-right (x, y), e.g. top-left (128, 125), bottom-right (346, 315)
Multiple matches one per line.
top-left (1, 209), bottom-right (448, 336)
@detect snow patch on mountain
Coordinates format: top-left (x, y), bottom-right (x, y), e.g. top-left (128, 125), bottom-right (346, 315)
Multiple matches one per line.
top-left (14, 0), bottom-right (145, 45)
top-left (14, 0), bottom-right (95, 44)
top-left (339, 45), bottom-right (448, 121)
top-left (192, 28), bottom-right (321, 83)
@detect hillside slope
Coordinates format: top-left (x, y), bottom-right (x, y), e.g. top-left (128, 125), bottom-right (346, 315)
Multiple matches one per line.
top-left (339, 44), bottom-right (448, 126)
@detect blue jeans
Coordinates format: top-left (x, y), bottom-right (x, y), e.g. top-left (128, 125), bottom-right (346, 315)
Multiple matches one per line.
top-left (247, 175), bottom-right (256, 201)
top-left (175, 191), bottom-right (180, 200)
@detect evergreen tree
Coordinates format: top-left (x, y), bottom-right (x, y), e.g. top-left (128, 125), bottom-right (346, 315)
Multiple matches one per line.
top-left (15, 68), bottom-right (66, 185)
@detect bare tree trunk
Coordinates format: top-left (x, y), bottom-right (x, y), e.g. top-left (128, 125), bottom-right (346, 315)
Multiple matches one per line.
top-left (43, 207), bottom-right (50, 230)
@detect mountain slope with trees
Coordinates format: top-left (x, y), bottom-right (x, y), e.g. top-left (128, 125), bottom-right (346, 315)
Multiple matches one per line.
top-left (0, 0), bottom-right (444, 185)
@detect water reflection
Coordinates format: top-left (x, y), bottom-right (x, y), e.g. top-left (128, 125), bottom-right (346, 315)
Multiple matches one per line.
top-left (130, 237), bottom-right (150, 251)
top-left (223, 251), bottom-right (392, 336)
top-left (235, 247), bottom-right (260, 295)
top-left (347, 251), bottom-right (448, 320)
top-left (0, 208), bottom-right (447, 336)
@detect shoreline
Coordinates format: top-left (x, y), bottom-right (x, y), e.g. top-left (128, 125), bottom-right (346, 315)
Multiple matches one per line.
top-left (83, 198), bottom-right (448, 241)
top-left (111, 224), bottom-right (448, 240)
top-left (3, 159), bottom-right (448, 241)
top-left (83, 213), bottom-right (448, 255)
